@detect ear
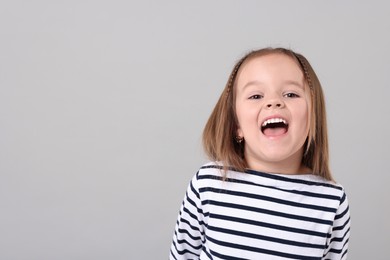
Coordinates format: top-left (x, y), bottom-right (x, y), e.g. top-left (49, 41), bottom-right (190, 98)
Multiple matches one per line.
top-left (236, 127), bottom-right (243, 138)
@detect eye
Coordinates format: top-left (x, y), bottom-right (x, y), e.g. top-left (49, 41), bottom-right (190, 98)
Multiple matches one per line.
top-left (248, 94), bottom-right (263, 100)
top-left (284, 92), bottom-right (300, 98)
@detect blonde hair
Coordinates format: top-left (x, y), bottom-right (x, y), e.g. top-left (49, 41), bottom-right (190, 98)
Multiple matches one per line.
top-left (202, 47), bottom-right (333, 181)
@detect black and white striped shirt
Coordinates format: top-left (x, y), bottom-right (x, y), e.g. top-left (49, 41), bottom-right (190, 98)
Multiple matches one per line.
top-left (170, 162), bottom-right (350, 259)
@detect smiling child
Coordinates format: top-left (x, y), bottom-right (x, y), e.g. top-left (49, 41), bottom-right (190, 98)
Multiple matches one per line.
top-left (170, 47), bottom-right (351, 259)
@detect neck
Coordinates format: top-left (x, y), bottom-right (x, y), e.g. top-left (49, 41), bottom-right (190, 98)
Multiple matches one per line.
top-left (245, 150), bottom-right (311, 175)
top-left (248, 161), bottom-right (311, 175)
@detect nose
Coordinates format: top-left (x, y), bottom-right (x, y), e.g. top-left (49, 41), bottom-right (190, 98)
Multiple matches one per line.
top-left (265, 98), bottom-right (284, 109)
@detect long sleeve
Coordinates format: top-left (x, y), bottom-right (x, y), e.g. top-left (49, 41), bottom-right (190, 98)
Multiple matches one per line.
top-left (323, 190), bottom-right (351, 259)
top-left (170, 173), bottom-right (205, 259)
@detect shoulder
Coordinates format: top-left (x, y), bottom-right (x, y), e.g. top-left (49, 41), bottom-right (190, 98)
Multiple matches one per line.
top-left (195, 161), bottom-right (224, 179)
top-left (294, 174), bottom-right (349, 203)
top-left (196, 161), bottom-right (243, 179)
top-left (189, 162), bottom-right (227, 190)
top-left (200, 161), bottom-right (224, 169)
top-left (245, 170), bottom-right (348, 201)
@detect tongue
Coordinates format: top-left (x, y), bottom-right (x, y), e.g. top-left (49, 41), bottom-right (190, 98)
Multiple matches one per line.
top-left (263, 127), bottom-right (287, 137)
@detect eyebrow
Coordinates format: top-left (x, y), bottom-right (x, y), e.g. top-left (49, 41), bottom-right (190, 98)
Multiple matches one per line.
top-left (242, 80), bottom-right (304, 90)
top-left (283, 80), bottom-right (305, 88)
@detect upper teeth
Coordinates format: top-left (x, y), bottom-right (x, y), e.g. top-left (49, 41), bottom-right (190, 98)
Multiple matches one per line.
top-left (262, 118), bottom-right (287, 127)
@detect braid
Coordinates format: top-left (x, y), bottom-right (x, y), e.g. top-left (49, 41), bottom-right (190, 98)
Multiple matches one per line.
top-left (294, 53), bottom-right (313, 91)
top-left (226, 54), bottom-right (252, 96)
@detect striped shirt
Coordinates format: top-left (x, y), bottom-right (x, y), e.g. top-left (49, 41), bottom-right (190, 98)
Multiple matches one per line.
top-left (170, 162), bottom-right (351, 259)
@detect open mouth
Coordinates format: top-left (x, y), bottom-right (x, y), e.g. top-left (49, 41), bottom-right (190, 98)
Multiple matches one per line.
top-left (261, 118), bottom-right (289, 136)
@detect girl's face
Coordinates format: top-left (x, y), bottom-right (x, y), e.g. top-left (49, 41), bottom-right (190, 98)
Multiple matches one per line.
top-left (235, 53), bottom-right (311, 174)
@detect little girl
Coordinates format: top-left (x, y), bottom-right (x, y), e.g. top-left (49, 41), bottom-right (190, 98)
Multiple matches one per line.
top-left (170, 47), bottom-right (351, 259)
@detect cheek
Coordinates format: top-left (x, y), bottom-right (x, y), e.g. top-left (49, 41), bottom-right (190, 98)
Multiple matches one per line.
top-left (304, 97), bottom-right (312, 131)
top-left (299, 102), bottom-right (310, 136)
top-left (236, 105), bottom-right (258, 126)
top-left (235, 103), bottom-right (245, 124)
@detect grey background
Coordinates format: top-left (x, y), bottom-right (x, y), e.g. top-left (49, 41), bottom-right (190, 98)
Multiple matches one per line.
top-left (0, 0), bottom-right (389, 259)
